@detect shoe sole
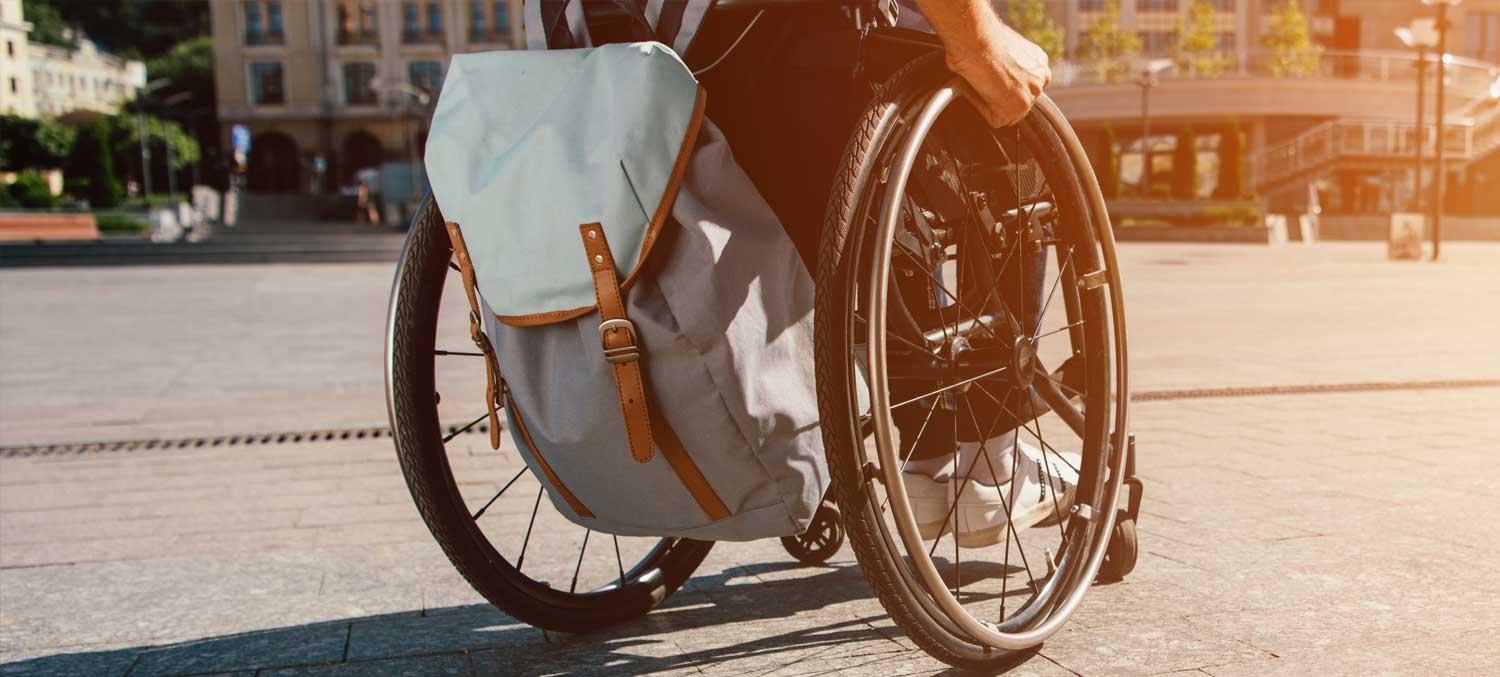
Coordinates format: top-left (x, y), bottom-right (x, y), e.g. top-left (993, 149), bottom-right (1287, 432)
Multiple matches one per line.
top-left (953, 485), bottom-right (1078, 549)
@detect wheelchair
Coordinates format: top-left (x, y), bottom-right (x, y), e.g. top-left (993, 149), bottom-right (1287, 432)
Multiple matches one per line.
top-left (385, 2), bottom-right (1139, 669)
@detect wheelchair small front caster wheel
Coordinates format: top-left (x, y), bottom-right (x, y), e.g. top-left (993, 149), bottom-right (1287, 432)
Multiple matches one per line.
top-left (1097, 515), bottom-right (1138, 583)
top-left (781, 501), bottom-right (844, 565)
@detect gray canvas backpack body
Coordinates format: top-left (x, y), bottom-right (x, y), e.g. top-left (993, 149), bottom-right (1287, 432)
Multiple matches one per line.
top-left (425, 42), bottom-right (828, 540)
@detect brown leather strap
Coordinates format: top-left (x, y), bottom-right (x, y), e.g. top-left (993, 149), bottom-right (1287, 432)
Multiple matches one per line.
top-left (444, 222), bottom-right (503, 450)
top-left (579, 223), bottom-right (655, 464)
top-left (649, 406), bottom-right (731, 522)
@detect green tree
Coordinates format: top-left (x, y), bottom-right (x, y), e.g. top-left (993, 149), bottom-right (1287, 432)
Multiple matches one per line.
top-left (1263, 0), bottom-right (1322, 78)
top-left (0, 116), bottom-right (76, 170)
top-left (146, 36), bottom-right (215, 111)
top-left (21, 1), bottom-right (71, 47)
top-left (105, 113), bottom-right (200, 194)
top-left (73, 119), bottom-right (122, 208)
top-left (1178, 0), bottom-right (1228, 77)
top-left (1172, 128), bottom-right (1197, 200)
top-left (1003, 0), bottom-right (1065, 62)
top-left (23, 0), bottom-right (209, 59)
top-left (1080, 1), bottom-right (1142, 83)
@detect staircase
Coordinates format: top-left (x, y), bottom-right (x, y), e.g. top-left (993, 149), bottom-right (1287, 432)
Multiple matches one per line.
top-left (1251, 97), bottom-right (1500, 192)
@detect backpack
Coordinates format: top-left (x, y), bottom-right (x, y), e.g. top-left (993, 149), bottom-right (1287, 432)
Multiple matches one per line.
top-left (424, 42), bottom-right (828, 540)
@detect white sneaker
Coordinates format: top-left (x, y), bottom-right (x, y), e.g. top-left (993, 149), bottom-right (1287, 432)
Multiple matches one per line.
top-left (954, 443), bottom-right (1081, 548)
top-left (902, 471), bottom-right (952, 540)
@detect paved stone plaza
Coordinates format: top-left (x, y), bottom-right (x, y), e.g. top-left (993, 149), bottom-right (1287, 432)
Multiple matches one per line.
top-left (2, 243), bottom-right (1499, 675)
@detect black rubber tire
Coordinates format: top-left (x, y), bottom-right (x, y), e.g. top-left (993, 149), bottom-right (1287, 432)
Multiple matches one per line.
top-left (387, 197), bottom-right (713, 633)
top-left (1098, 517), bottom-right (1138, 583)
top-left (781, 501), bottom-right (846, 565)
top-left (814, 54), bottom-right (1112, 669)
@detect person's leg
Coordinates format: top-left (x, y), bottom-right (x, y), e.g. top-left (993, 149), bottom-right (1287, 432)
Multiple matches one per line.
top-left (690, 7), bottom-right (862, 272)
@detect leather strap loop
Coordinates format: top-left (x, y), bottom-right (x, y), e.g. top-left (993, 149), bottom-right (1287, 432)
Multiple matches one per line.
top-left (580, 223), bottom-right (656, 464)
top-left (445, 221), bottom-right (503, 450)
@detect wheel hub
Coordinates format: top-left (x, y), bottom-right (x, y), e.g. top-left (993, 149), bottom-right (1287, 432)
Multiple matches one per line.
top-left (1012, 335), bottom-right (1038, 389)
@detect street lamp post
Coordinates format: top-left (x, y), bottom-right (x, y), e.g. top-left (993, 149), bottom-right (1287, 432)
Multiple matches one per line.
top-left (1424, 0), bottom-right (1461, 262)
top-left (1136, 59), bottom-right (1174, 198)
top-left (159, 91), bottom-right (192, 199)
top-left (135, 79), bottom-right (171, 200)
top-left (372, 79), bottom-right (432, 217)
top-left (1396, 19), bottom-right (1439, 218)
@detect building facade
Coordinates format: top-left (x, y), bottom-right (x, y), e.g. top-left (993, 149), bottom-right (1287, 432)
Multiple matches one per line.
top-left (0, 0), bottom-right (147, 121)
top-left (1041, 0), bottom-right (1500, 218)
top-left (29, 37), bottom-right (147, 119)
top-left (209, 0), bottom-right (521, 193)
top-left (0, 0), bottom-right (35, 116)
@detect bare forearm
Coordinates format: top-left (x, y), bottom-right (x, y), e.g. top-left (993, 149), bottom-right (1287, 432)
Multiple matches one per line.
top-left (913, 0), bottom-right (1008, 61)
top-left (912, 0), bottom-right (1051, 127)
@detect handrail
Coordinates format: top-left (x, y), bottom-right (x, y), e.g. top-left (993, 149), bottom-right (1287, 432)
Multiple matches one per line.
top-left (1249, 103), bottom-right (1500, 187)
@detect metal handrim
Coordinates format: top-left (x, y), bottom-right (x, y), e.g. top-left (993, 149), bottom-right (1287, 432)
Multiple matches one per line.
top-left (864, 85), bottom-right (1129, 650)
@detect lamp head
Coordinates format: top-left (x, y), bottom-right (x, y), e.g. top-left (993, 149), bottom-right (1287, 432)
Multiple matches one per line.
top-left (1396, 18), bottom-right (1440, 48)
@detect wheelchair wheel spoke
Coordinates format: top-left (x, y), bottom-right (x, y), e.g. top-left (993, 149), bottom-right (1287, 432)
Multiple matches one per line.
top-left (855, 311), bottom-right (937, 355)
top-left (570, 529), bottom-right (592, 593)
top-left (435, 349), bottom-right (484, 357)
top-left (1034, 320), bottom-right (1084, 342)
top-left (443, 412), bottom-right (488, 443)
top-left (881, 397), bottom-right (943, 513)
top-left (891, 364), bottom-right (1010, 411)
top-left (1026, 390), bottom-right (1071, 542)
top-left (1033, 245), bottom-right (1076, 337)
top-left (516, 487), bottom-right (543, 571)
top-left (613, 535), bottom-right (626, 588)
top-left (472, 468), bottom-right (527, 521)
top-left (894, 246), bottom-right (1007, 343)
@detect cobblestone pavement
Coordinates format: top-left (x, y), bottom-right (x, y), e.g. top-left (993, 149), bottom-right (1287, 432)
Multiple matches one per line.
top-left (3, 243), bottom-right (1500, 675)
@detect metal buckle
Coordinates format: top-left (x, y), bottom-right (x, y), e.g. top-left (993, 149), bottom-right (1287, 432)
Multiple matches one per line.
top-left (598, 318), bottom-right (640, 364)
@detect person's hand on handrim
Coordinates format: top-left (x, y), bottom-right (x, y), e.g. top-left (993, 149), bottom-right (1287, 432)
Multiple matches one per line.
top-left (916, 0), bottom-right (1052, 128)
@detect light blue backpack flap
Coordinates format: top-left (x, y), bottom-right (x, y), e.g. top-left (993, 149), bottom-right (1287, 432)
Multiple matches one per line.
top-left (425, 42), bottom-right (704, 321)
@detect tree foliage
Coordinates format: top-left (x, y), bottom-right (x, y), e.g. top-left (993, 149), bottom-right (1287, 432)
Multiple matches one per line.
top-left (1080, 1), bottom-right (1142, 83)
top-left (20, 0), bottom-right (70, 47)
top-left (70, 119), bottom-right (122, 208)
top-left (114, 115), bottom-right (201, 172)
top-left (1178, 0), bottom-right (1229, 77)
top-left (21, 0), bottom-right (209, 59)
top-left (1004, 0), bottom-right (1065, 62)
top-left (0, 116), bottom-right (76, 170)
top-left (1263, 0), bottom-right (1322, 78)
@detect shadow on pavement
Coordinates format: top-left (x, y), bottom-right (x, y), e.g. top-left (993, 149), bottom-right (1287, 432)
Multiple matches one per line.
top-left (3, 561), bottom-right (1009, 676)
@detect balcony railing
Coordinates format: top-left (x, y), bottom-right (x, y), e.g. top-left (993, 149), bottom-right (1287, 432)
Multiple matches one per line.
top-left (1053, 49), bottom-right (1499, 100)
top-left (337, 30), bottom-right (379, 47)
top-left (1249, 102), bottom-right (1500, 188)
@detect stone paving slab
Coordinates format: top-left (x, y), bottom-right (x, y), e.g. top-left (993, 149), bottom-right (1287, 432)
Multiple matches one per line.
top-left (4, 243), bottom-right (1500, 674)
top-left (3, 385), bottom-right (1498, 675)
top-left (4, 243), bottom-right (1500, 446)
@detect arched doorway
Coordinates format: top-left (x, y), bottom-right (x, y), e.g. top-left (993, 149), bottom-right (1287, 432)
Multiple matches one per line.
top-left (246, 132), bottom-right (301, 193)
top-left (342, 130), bottom-right (384, 184)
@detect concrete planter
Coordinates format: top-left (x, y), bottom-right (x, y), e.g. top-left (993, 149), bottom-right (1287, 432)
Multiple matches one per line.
top-left (1113, 224), bottom-right (1271, 243)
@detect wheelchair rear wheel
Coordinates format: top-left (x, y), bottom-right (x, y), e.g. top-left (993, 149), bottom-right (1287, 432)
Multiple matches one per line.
top-left (815, 56), bottom-right (1130, 668)
top-left (385, 198), bottom-right (713, 633)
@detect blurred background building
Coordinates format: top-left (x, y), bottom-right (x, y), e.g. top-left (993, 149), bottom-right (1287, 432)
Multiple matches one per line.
top-left (1040, 0), bottom-right (1500, 222)
top-left (0, 0), bottom-right (146, 120)
top-left (207, 0), bottom-right (1500, 224)
top-left (208, 0), bottom-right (520, 197)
